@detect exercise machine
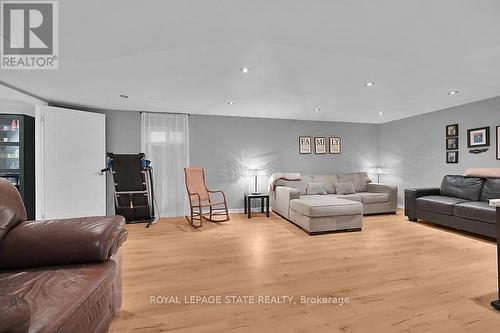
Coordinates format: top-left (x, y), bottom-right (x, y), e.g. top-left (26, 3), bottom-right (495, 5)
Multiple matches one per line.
top-left (101, 153), bottom-right (158, 228)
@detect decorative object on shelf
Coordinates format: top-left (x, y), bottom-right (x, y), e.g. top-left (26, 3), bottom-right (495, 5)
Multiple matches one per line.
top-left (497, 126), bottom-right (500, 160)
top-left (446, 137), bottom-right (458, 150)
top-left (298, 136), bottom-right (311, 154)
top-left (329, 137), bottom-right (341, 154)
top-left (314, 137), bottom-right (327, 154)
top-left (446, 124), bottom-right (458, 137)
top-left (246, 168), bottom-right (267, 195)
top-left (446, 151), bottom-right (458, 163)
top-left (469, 148), bottom-right (488, 154)
top-left (467, 126), bottom-right (490, 148)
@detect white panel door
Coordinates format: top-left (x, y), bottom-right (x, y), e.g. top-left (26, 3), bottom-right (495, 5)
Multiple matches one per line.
top-left (39, 106), bottom-right (106, 219)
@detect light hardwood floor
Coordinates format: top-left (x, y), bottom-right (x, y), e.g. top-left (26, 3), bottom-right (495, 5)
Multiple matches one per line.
top-left (109, 210), bottom-right (500, 333)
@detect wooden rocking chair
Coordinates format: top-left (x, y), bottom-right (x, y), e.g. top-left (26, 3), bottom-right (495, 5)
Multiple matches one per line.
top-left (184, 167), bottom-right (230, 228)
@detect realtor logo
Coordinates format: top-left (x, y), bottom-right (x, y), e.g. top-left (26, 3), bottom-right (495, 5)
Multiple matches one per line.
top-left (1, 1), bottom-right (58, 69)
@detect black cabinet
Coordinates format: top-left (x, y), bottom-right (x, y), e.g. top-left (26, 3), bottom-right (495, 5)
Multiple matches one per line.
top-left (0, 114), bottom-right (35, 219)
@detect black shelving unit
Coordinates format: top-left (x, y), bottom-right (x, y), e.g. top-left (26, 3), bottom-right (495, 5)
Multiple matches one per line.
top-left (0, 114), bottom-right (35, 219)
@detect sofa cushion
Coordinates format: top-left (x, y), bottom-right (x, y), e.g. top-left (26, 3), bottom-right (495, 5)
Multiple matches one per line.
top-left (336, 193), bottom-right (362, 202)
top-left (453, 201), bottom-right (497, 224)
top-left (480, 178), bottom-right (500, 202)
top-left (0, 261), bottom-right (116, 333)
top-left (290, 197), bottom-right (362, 218)
top-left (357, 192), bottom-right (390, 204)
top-left (311, 175), bottom-right (338, 193)
top-left (0, 295), bottom-right (30, 333)
top-left (440, 175), bottom-right (484, 201)
top-left (337, 172), bottom-right (370, 192)
top-left (305, 183), bottom-right (327, 195)
top-left (416, 195), bottom-right (469, 215)
top-left (336, 182), bottom-right (356, 195)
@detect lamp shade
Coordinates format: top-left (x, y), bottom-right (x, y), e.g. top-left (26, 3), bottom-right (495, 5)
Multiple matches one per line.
top-left (368, 167), bottom-right (385, 174)
top-left (246, 168), bottom-right (267, 177)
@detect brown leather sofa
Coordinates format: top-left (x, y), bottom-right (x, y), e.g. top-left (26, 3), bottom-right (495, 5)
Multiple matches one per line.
top-left (0, 179), bottom-right (128, 333)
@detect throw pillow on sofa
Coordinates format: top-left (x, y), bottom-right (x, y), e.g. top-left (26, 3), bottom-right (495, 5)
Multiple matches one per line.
top-left (311, 175), bottom-right (338, 193)
top-left (336, 182), bottom-right (356, 195)
top-left (337, 172), bottom-right (370, 192)
top-left (306, 183), bottom-right (328, 195)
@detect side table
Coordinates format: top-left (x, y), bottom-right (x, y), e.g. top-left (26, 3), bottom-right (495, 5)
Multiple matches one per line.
top-left (490, 199), bottom-right (500, 311)
top-left (244, 193), bottom-right (270, 219)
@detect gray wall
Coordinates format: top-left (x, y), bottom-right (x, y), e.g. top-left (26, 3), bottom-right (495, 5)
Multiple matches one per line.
top-left (99, 95), bottom-right (500, 212)
top-left (379, 96), bottom-right (500, 205)
top-left (101, 109), bottom-right (141, 153)
top-left (99, 111), bottom-right (379, 212)
top-left (189, 115), bottom-right (379, 210)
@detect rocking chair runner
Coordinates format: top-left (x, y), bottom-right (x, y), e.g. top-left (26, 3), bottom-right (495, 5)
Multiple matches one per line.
top-left (184, 167), bottom-right (230, 227)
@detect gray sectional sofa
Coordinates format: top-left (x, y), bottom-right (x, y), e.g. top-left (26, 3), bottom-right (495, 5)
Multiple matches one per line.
top-left (272, 172), bottom-right (398, 234)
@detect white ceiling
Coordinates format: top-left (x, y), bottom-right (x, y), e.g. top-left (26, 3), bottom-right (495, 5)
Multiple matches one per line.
top-left (0, 84), bottom-right (45, 115)
top-left (2, 0), bottom-right (500, 124)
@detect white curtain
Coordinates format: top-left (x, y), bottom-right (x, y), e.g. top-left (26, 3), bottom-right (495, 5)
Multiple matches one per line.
top-left (141, 112), bottom-right (189, 217)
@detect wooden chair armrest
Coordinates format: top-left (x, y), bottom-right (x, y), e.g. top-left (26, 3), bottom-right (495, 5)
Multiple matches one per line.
top-left (189, 193), bottom-right (202, 203)
top-left (208, 190), bottom-right (227, 201)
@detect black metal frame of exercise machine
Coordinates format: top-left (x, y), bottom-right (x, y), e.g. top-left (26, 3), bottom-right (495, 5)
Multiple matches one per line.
top-left (101, 153), bottom-right (158, 228)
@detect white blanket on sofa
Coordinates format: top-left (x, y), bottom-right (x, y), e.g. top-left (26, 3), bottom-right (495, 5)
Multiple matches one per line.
top-left (268, 173), bottom-right (301, 194)
top-left (464, 168), bottom-right (500, 178)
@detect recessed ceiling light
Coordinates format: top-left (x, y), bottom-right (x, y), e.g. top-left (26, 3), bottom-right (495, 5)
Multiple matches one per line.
top-left (314, 107), bottom-right (320, 112)
top-left (378, 112), bottom-right (384, 116)
top-left (119, 94), bottom-right (129, 99)
top-left (227, 101), bottom-right (235, 105)
top-left (365, 82), bottom-right (375, 87)
top-left (448, 90), bottom-right (459, 95)
top-left (240, 67), bottom-right (250, 73)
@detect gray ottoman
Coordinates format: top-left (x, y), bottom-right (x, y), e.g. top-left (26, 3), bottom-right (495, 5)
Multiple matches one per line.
top-left (289, 196), bottom-right (363, 234)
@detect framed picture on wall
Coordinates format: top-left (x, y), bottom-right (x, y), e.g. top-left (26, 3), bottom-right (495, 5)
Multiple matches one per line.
top-left (446, 137), bottom-right (458, 150)
top-left (314, 137), bottom-right (327, 154)
top-left (298, 136), bottom-right (311, 154)
top-left (446, 151), bottom-right (458, 164)
top-left (497, 126), bottom-right (500, 160)
top-left (467, 126), bottom-right (490, 148)
top-left (329, 137), bottom-right (341, 154)
top-left (446, 124), bottom-right (458, 137)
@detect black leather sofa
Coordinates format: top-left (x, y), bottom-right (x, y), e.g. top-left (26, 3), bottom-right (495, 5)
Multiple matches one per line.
top-left (405, 175), bottom-right (500, 239)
